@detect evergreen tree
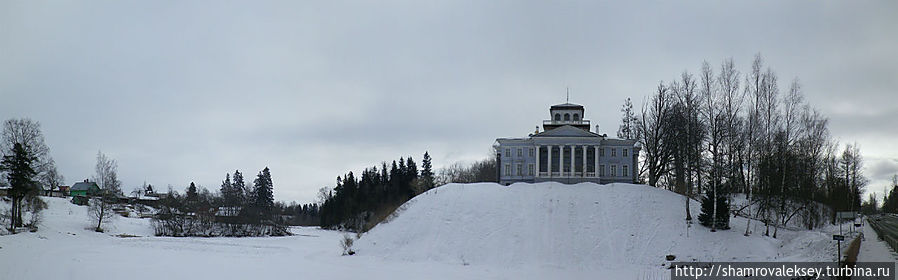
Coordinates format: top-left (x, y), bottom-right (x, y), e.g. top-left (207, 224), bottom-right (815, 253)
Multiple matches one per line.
top-left (233, 170), bottom-right (246, 205)
top-left (617, 97), bottom-right (639, 139)
top-left (186, 182), bottom-right (198, 201)
top-left (698, 191), bottom-right (715, 228)
top-left (219, 173), bottom-right (237, 216)
top-left (421, 152), bottom-right (435, 191)
top-left (698, 185), bottom-right (730, 230)
top-left (219, 173), bottom-right (232, 201)
top-left (405, 156), bottom-right (418, 198)
top-left (252, 167), bottom-right (275, 220)
top-left (0, 143), bottom-right (39, 229)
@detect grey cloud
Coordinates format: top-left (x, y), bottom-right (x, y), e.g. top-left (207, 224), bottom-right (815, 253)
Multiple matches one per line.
top-left (2, 0), bottom-right (896, 202)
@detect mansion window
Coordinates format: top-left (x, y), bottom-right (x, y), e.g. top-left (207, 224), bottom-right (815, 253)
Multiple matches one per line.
top-left (623, 149), bottom-right (628, 157)
top-left (611, 165), bottom-right (617, 176)
top-left (611, 148), bottom-right (617, 157)
top-left (623, 165), bottom-right (629, 177)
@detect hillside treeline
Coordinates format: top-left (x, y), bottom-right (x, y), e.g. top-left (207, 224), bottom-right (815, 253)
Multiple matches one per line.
top-left (629, 54), bottom-right (866, 236)
top-left (151, 167), bottom-right (317, 236)
top-left (319, 153), bottom-right (435, 232)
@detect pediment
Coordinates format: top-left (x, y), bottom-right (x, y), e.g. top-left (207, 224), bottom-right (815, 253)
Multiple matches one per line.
top-left (533, 125), bottom-right (600, 137)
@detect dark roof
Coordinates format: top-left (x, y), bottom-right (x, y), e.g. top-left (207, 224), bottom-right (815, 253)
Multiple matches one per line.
top-left (71, 181), bottom-right (99, 191)
top-left (550, 103), bottom-right (584, 110)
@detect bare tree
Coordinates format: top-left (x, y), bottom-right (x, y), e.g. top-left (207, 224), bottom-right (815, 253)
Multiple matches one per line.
top-left (718, 58), bottom-right (744, 192)
top-left (669, 71), bottom-right (704, 222)
top-left (700, 61), bottom-right (727, 231)
top-left (1, 119), bottom-right (55, 228)
top-left (90, 150), bottom-right (120, 232)
top-left (636, 82), bottom-right (672, 187)
top-left (41, 159), bottom-right (64, 196)
top-left (771, 79), bottom-right (804, 237)
top-left (757, 66), bottom-right (780, 236)
top-left (742, 54), bottom-right (764, 235)
top-left (840, 143), bottom-right (867, 212)
top-left (1, 119), bottom-right (53, 182)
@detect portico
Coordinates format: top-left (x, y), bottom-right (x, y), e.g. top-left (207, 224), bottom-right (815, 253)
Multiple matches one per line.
top-left (495, 102), bottom-right (639, 185)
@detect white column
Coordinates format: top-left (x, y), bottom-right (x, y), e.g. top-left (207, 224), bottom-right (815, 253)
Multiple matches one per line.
top-left (569, 145), bottom-right (574, 177)
top-left (535, 145), bottom-right (540, 178)
top-left (581, 145), bottom-right (587, 177)
top-left (547, 146), bottom-right (552, 178)
top-left (594, 145), bottom-right (600, 178)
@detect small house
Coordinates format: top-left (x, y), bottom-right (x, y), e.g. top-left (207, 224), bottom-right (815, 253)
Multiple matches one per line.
top-left (70, 180), bottom-right (101, 197)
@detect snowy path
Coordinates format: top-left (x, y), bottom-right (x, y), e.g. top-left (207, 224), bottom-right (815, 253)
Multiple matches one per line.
top-left (859, 222), bottom-right (898, 262)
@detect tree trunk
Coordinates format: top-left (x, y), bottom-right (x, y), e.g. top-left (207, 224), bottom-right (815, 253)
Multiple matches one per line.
top-left (95, 204), bottom-right (104, 232)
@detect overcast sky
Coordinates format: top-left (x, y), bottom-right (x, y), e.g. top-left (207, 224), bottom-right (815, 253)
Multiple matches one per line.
top-left (2, 1), bottom-right (896, 203)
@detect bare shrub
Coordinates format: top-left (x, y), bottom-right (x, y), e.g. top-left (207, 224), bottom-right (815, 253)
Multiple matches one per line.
top-left (340, 233), bottom-right (355, 255)
top-left (24, 196), bottom-right (46, 230)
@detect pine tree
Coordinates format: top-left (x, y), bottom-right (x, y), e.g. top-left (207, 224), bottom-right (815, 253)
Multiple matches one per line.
top-left (421, 152), bottom-right (435, 191)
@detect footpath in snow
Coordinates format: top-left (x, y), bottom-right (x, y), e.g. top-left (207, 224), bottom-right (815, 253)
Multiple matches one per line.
top-left (858, 221), bottom-right (897, 262)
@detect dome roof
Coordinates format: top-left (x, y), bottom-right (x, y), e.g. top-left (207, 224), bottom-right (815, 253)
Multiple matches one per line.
top-left (550, 103), bottom-right (584, 109)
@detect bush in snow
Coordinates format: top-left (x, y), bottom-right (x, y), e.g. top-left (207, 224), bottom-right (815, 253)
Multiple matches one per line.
top-left (341, 233), bottom-right (355, 255)
top-left (89, 197), bottom-right (116, 232)
top-left (24, 196), bottom-right (46, 231)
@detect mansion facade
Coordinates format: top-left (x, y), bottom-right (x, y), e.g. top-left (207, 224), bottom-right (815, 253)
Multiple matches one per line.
top-left (495, 102), bottom-right (639, 185)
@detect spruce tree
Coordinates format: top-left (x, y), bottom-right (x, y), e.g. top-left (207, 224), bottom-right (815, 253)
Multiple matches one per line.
top-left (0, 143), bottom-right (38, 229)
top-left (421, 152), bottom-right (435, 191)
top-left (698, 191), bottom-right (715, 228)
top-left (252, 167), bottom-right (274, 220)
top-left (186, 182), bottom-right (198, 201)
top-left (220, 173), bottom-right (235, 215)
top-left (698, 186), bottom-right (730, 230)
top-left (405, 157), bottom-right (418, 198)
top-left (233, 170), bottom-right (246, 205)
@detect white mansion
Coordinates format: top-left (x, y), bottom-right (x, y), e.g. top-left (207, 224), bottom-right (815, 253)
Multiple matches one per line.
top-left (495, 102), bottom-right (639, 185)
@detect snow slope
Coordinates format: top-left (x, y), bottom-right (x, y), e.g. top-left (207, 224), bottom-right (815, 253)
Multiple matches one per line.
top-left (357, 182), bottom-right (840, 272)
top-left (2, 197), bottom-right (626, 280)
top-left (1, 185), bottom-right (866, 280)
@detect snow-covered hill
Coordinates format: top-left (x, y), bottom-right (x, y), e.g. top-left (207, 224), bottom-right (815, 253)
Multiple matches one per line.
top-left (1, 185), bottom-right (847, 280)
top-left (357, 182), bottom-right (838, 270)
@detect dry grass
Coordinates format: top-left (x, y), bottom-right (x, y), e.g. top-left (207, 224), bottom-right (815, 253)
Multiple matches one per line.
top-left (361, 200), bottom-right (409, 233)
top-left (842, 232), bottom-right (862, 265)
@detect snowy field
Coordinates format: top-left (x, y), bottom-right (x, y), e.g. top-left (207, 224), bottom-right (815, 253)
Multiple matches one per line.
top-left (1, 182), bottom-right (885, 280)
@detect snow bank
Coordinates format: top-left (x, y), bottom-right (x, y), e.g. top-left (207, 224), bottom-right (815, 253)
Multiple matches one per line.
top-left (357, 182), bottom-right (838, 269)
